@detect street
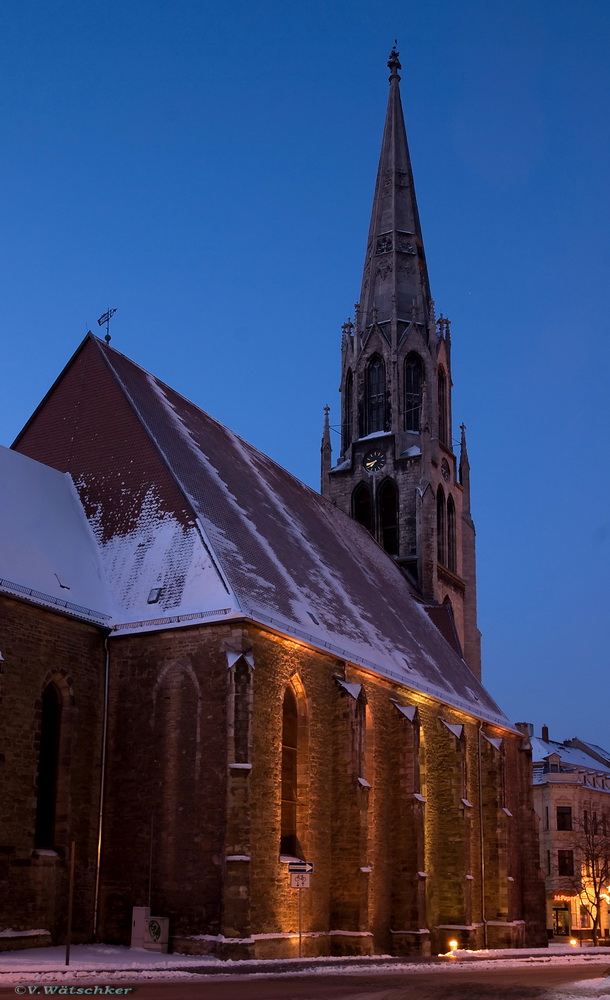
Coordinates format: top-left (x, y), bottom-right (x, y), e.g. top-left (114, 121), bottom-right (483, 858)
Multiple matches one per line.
top-left (2, 964), bottom-right (609, 1000)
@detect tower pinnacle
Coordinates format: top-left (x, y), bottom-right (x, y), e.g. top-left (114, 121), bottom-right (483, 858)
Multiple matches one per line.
top-left (320, 404), bottom-right (332, 490)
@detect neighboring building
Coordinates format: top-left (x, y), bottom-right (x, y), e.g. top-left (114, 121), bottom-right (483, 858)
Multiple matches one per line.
top-left (522, 724), bottom-right (610, 942)
top-left (0, 48), bottom-right (547, 958)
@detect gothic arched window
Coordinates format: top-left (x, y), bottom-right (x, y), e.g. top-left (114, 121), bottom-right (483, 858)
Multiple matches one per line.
top-left (35, 683), bottom-right (61, 849)
top-left (366, 355), bottom-right (386, 434)
top-left (447, 494), bottom-right (457, 573)
top-left (438, 367), bottom-right (448, 445)
top-left (353, 483), bottom-right (373, 535)
top-left (418, 722), bottom-right (427, 800)
top-left (342, 369), bottom-right (353, 453)
top-left (436, 486), bottom-right (446, 565)
top-left (281, 685), bottom-right (298, 857)
top-left (379, 478), bottom-right (399, 555)
top-left (404, 353), bottom-right (423, 431)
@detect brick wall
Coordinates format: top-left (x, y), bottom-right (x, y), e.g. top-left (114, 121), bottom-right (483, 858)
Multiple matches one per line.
top-left (0, 594), bottom-right (105, 941)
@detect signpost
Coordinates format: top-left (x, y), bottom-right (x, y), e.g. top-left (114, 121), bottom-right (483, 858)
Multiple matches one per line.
top-left (288, 862), bottom-right (314, 957)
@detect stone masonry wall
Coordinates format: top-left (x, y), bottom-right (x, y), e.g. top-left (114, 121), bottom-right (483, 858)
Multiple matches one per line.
top-left (0, 594), bottom-right (105, 942)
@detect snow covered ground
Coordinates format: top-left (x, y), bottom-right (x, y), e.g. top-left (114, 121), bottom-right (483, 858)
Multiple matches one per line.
top-left (1, 944), bottom-right (610, 993)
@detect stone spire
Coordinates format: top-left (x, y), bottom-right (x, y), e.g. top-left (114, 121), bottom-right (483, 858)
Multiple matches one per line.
top-left (358, 45), bottom-right (432, 335)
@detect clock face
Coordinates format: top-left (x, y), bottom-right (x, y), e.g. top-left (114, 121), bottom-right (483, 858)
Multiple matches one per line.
top-left (363, 448), bottom-right (386, 473)
top-left (441, 458), bottom-right (451, 482)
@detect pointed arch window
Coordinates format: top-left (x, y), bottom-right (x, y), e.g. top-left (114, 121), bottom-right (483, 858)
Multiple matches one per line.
top-left (342, 369), bottom-right (353, 453)
top-left (418, 722), bottom-right (427, 801)
top-left (447, 494), bottom-right (457, 573)
top-left (353, 483), bottom-right (373, 535)
top-left (404, 353), bottom-right (423, 431)
top-left (438, 367), bottom-right (448, 445)
top-left (366, 355), bottom-right (386, 434)
top-left (281, 685), bottom-right (298, 856)
top-left (35, 683), bottom-right (61, 849)
top-left (436, 486), bottom-right (446, 566)
top-left (379, 478), bottom-right (399, 555)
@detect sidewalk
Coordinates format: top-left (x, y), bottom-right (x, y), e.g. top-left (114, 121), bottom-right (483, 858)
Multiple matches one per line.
top-left (1, 943), bottom-right (610, 981)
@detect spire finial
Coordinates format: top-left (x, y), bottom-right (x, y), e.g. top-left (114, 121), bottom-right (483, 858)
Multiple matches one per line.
top-left (388, 41), bottom-right (401, 81)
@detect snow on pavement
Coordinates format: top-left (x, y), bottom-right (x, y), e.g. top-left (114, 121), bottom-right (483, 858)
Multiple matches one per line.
top-left (1, 944), bottom-right (610, 989)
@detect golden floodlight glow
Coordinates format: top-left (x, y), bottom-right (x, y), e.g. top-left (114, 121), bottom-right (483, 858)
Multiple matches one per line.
top-left (449, 939), bottom-right (458, 952)
top-left (570, 939), bottom-right (578, 947)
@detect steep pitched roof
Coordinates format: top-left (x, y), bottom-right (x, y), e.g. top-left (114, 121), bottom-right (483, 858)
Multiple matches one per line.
top-left (72, 335), bottom-right (508, 727)
top-left (0, 445), bottom-right (113, 625)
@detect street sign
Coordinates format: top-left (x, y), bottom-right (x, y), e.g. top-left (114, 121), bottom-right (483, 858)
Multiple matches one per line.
top-left (288, 861), bottom-right (314, 873)
top-left (290, 873), bottom-right (310, 889)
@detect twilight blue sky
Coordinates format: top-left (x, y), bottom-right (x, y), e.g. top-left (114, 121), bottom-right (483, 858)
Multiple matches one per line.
top-left (1, 0), bottom-right (609, 745)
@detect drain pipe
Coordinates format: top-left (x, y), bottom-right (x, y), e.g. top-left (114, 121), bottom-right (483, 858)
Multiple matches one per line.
top-left (93, 635), bottom-right (111, 940)
top-left (477, 722), bottom-right (488, 949)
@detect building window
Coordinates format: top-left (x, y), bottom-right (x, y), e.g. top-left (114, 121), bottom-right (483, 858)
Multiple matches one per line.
top-left (342, 369), bottom-right (353, 453)
top-left (35, 683), bottom-right (62, 849)
top-left (233, 657), bottom-right (251, 764)
top-left (418, 723), bottom-right (427, 800)
top-left (436, 487), bottom-right (446, 565)
top-left (558, 850), bottom-right (574, 876)
top-left (379, 479), bottom-right (399, 554)
top-left (438, 367), bottom-right (448, 445)
top-left (447, 494), bottom-right (456, 573)
top-left (404, 353), bottom-right (423, 431)
top-left (281, 685), bottom-right (299, 857)
top-left (366, 355), bottom-right (386, 433)
top-left (557, 806), bottom-right (572, 831)
top-left (353, 483), bottom-right (373, 535)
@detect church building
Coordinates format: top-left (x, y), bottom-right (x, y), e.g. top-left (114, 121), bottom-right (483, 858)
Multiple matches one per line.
top-left (0, 48), bottom-right (546, 958)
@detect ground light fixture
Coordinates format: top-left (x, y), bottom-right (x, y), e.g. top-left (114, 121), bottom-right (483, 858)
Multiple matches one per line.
top-left (448, 940), bottom-right (459, 954)
top-left (570, 939), bottom-right (578, 946)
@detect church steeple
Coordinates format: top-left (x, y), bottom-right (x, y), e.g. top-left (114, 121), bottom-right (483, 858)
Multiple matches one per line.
top-left (323, 47), bottom-right (481, 680)
top-left (358, 45), bottom-right (432, 337)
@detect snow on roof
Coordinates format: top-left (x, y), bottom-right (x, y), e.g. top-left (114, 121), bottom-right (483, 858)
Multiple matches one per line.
top-left (90, 338), bottom-right (512, 729)
top-left (531, 735), bottom-right (610, 775)
top-left (0, 446), bottom-right (113, 625)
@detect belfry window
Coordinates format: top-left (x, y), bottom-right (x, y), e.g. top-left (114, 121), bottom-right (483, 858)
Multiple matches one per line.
top-left (342, 369), bottom-right (353, 453)
top-left (35, 683), bottom-right (61, 849)
top-left (436, 487), bottom-right (446, 565)
top-left (281, 686), bottom-right (298, 857)
top-left (447, 495), bottom-right (456, 573)
top-left (438, 367), bottom-right (448, 445)
top-left (404, 353), bottom-right (423, 431)
top-left (353, 483), bottom-right (373, 535)
top-left (379, 479), bottom-right (399, 555)
top-left (366, 355), bottom-right (386, 434)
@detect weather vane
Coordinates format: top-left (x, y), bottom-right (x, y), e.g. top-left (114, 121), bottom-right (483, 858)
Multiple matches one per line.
top-left (97, 308), bottom-right (117, 344)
